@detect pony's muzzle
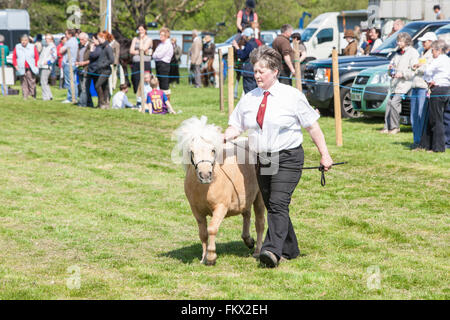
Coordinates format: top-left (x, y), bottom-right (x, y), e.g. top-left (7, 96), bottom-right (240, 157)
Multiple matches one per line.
top-left (198, 170), bottom-right (213, 184)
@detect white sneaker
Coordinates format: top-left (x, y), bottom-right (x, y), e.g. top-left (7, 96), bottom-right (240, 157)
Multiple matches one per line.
top-left (61, 100), bottom-right (72, 104)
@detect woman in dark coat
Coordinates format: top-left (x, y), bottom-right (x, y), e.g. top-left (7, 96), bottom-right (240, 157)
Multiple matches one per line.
top-left (94, 31), bottom-right (114, 109)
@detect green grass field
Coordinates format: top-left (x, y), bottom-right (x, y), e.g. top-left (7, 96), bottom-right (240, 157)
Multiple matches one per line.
top-left (0, 75), bottom-right (449, 300)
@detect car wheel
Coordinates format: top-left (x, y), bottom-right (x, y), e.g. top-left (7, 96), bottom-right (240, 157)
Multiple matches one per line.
top-left (340, 86), bottom-right (363, 118)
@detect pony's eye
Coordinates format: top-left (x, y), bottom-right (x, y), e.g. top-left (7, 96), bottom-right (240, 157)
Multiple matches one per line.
top-left (211, 149), bottom-right (216, 156)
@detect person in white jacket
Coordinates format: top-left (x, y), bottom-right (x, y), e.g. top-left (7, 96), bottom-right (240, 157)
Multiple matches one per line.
top-left (37, 34), bottom-right (57, 101)
top-left (410, 32), bottom-right (437, 146)
top-left (382, 33), bottom-right (419, 134)
top-left (112, 84), bottom-right (135, 109)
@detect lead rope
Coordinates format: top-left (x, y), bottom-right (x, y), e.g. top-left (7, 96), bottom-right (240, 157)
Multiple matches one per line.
top-left (228, 141), bottom-right (346, 187)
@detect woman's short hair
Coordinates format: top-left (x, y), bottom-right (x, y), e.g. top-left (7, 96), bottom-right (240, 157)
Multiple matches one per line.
top-left (397, 32), bottom-right (412, 46)
top-left (159, 27), bottom-right (170, 38)
top-left (45, 33), bottom-right (54, 41)
top-left (250, 45), bottom-right (283, 75)
top-left (20, 34), bottom-right (29, 41)
top-left (431, 39), bottom-right (447, 53)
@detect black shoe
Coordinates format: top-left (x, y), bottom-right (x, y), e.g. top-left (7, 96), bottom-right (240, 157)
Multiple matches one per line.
top-left (259, 250), bottom-right (279, 268)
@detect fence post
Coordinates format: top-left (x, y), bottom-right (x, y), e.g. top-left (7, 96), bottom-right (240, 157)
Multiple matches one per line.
top-left (1, 47), bottom-right (6, 96)
top-left (140, 49), bottom-right (145, 113)
top-left (219, 49), bottom-right (224, 112)
top-left (293, 40), bottom-right (302, 92)
top-left (227, 47), bottom-right (234, 117)
top-left (332, 47), bottom-right (343, 147)
top-left (68, 50), bottom-right (76, 104)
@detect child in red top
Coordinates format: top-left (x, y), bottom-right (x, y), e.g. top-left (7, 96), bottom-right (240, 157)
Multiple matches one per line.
top-left (145, 75), bottom-right (176, 114)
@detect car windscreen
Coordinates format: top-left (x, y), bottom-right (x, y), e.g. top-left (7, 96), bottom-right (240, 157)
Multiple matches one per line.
top-left (302, 28), bottom-right (317, 42)
top-left (370, 24), bottom-right (423, 56)
top-left (436, 24), bottom-right (450, 36)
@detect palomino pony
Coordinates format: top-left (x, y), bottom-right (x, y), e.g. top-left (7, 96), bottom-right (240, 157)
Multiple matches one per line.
top-left (173, 116), bottom-right (265, 265)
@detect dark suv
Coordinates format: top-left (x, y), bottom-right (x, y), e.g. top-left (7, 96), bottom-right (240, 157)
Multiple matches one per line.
top-left (304, 20), bottom-right (450, 118)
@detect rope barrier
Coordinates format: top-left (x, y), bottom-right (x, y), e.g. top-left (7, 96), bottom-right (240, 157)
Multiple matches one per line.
top-left (71, 66), bottom-right (450, 99)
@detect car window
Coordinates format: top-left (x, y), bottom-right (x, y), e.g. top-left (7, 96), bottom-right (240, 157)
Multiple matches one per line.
top-left (302, 28), bottom-right (317, 42)
top-left (317, 28), bottom-right (333, 44)
top-left (436, 24), bottom-right (450, 36)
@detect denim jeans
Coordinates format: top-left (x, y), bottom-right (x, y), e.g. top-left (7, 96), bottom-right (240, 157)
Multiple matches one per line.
top-left (78, 72), bottom-right (93, 107)
top-left (410, 88), bottom-right (429, 144)
top-left (63, 63), bottom-right (78, 102)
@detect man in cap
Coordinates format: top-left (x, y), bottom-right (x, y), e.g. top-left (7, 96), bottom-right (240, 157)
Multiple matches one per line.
top-left (343, 30), bottom-right (358, 56)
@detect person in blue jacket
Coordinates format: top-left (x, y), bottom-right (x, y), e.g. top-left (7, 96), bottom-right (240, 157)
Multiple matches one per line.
top-left (232, 27), bottom-right (260, 94)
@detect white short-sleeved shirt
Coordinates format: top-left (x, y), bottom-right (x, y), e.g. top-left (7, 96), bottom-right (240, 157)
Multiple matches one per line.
top-left (228, 80), bottom-right (319, 153)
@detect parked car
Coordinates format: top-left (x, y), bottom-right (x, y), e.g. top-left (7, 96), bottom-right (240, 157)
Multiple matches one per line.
top-left (304, 20), bottom-right (450, 118)
top-left (351, 23), bottom-right (450, 122)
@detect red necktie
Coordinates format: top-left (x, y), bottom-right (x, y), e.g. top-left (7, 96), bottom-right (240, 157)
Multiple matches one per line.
top-left (256, 91), bottom-right (270, 129)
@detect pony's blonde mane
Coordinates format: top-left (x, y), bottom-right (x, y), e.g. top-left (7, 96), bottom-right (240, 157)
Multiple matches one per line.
top-left (173, 116), bottom-right (224, 168)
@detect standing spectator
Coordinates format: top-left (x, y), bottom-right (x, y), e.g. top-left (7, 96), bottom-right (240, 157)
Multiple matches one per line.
top-left (201, 35), bottom-right (216, 87)
top-left (251, 21), bottom-right (261, 43)
top-left (189, 29), bottom-right (202, 88)
top-left (0, 34), bottom-right (9, 94)
top-left (34, 34), bottom-right (43, 53)
top-left (343, 30), bottom-right (358, 56)
top-left (108, 32), bottom-right (121, 93)
top-left (410, 32), bottom-right (437, 147)
top-left (365, 28), bottom-right (383, 54)
top-left (434, 5), bottom-right (446, 20)
top-left (12, 34), bottom-right (39, 99)
top-left (152, 27), bottom-right (174, 100)
top-left (0, 34), bottom-right (9, 65)
top-left (386, 19), bottom-right (405, 39)
top-left (37, 34), bottom-right (57, 101)
top-left (232, 28), bottom-right (258, 94)
top-left (94, 31), bottom-right (114, 109)
top-left (382, 33), bottom-right (419, 134)
top-left (169, 37), bottom-right (182, 85)
top-left (86, 35), bottom-right (102, 108)
top-left (75, 32), bottom-right (92, 107)
top-left (56, 36), bottom-right (66, 89)
top-left (60, 29), bottom-right (79, 104)
top-left (236, 0), bottom-right (258, 35)
top-left (272, 24), bottom-right (295, 86)
top-left (419, 40), bottom-right (450, 152)
top-left (130, 24), bottom-right (153, 94)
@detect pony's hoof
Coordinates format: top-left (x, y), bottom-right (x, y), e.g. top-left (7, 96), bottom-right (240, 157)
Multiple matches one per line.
top-left (243, 237), bottom-right (255, 249)
top-left (205, 259), bottom-right (216, 266)
top-left (252, 252), bottom-right (260, 259)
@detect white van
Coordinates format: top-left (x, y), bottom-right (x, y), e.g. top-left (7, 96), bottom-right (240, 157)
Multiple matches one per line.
top-left (302, 10), bottom-right (368, 61)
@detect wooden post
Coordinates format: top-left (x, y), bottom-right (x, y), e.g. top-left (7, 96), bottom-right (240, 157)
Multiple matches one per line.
top-left (219, 49), bottom-right (224, 112)
top-left (332, 47), bottom-right (343, 147)
top-left (1, 47), bottom-right (6, 96)
top-left (140, 49), bottom-right (145, 113)
top-left (293, 40), bottom-right (302, 92)
top-left (227, 47), bottom-right (234, 117)
top-left (67, 50), bottom-right (76, 104)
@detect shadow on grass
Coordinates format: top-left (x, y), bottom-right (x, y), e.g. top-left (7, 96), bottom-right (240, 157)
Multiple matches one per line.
top-left (160, 240), bottom-right (254, 264)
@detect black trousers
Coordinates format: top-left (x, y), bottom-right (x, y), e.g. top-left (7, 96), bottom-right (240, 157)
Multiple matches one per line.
top-left (279, 68), bottom-right (292, 86)
top-left (419, 86), bottom-right (450, 152)
top-left (131, 61), bottom-right (151, 94)
top-left (257, 144), bottom-right (304, 260)
top-left (155, 60), bottom-right (170, 91)
top-left (95, 70), bottom-right (111, 107)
